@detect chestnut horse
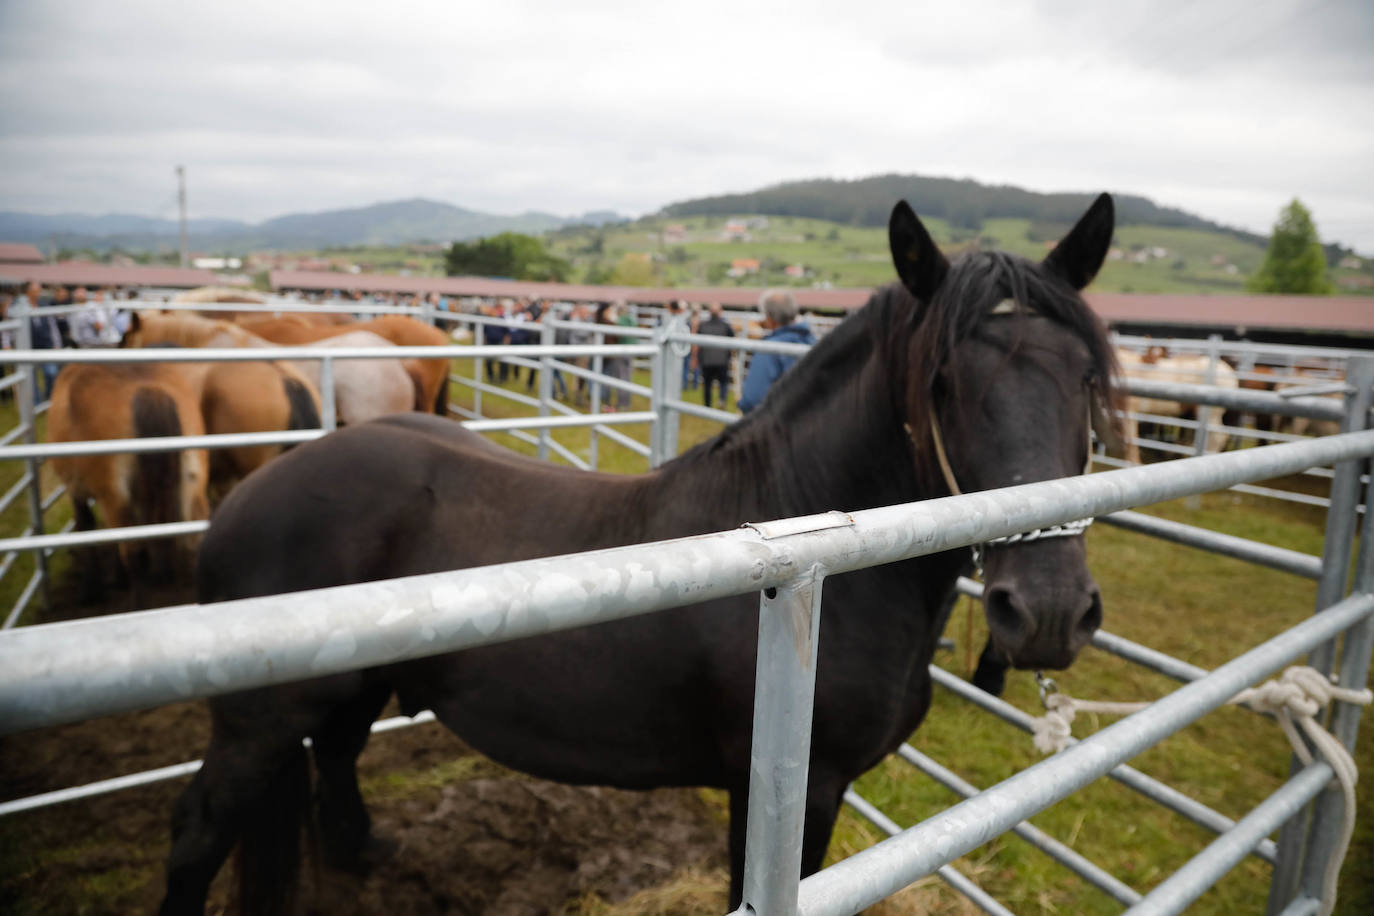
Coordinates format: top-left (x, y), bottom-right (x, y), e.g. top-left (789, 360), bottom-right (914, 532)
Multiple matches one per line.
top-left (124, 314), bottom-right (415, 428)
top-left (47, 362), bottom-right (211, 598)
top-left (237, 314), bottom-right (452, 416)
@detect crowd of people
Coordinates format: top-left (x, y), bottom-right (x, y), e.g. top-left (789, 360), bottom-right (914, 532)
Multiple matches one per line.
top-left (467, 289), bottom-right (816, 415)
top-left (0, 282), bottom-right (135, 404)
top-left (0, 281), bottom-right (819, 415)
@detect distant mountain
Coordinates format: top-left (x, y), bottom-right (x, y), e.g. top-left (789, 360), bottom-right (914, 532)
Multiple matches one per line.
top-left (0, 211), bottom-right (248, 242)
top-left (660, 174), bottom-right (1269, 246)
top-left (0, 199), bottom-right (627, 253)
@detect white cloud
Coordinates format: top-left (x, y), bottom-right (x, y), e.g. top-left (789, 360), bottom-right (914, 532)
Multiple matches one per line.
top-left (1, 0), bottom-right (1371, 250)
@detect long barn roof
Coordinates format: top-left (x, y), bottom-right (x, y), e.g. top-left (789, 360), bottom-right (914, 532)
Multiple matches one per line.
top-left (3, 262), bottom-right (225, 288)
top-left (269, 270), bottom-right (1374, 334)
top-left (0, 243), bottom-right (45, 265)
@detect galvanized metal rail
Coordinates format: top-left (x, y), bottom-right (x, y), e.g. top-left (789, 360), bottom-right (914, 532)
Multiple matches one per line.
top-left (3, 302), bottom-right (1373, 915)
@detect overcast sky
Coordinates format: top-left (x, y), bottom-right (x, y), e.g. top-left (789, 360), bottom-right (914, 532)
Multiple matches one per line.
top-left (2, 0), bottom-right (1372, 251)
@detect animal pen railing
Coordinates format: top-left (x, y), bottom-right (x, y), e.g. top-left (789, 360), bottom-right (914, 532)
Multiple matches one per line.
top-left (1108, 332), bottom-right (1359, 512)
top-left (0, 305), bottom-right (1373, 914)
top-left (1, 416), bottom-right (1373, 914)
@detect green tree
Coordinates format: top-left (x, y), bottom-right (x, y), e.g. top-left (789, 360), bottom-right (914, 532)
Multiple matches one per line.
top-left (1248, 199), bottom-right (1332, 294)
top-left (582, 260), bottom-right (613, 285)
top-left (444, 232), bottom-right (570, 281)
top-left (609, 253), bottom-right (657, 286)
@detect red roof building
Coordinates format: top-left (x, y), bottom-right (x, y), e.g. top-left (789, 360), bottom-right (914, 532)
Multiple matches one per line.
top-left (268, 270), bottom-right (1374, 337)
top-left (3, 262), bottom-right (225, 289)
top-left (0, 243), bottom-right (45, 265)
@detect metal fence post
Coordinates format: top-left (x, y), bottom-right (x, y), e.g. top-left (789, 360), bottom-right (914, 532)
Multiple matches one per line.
top-left (1266, 354), bottom-right (1374, 913)
top-left (1295, 445), bottom-right (1374, 908)
top-left (661, 318), bottom-right (686, 462)
top-left (469, 315), bottom-right (483, 420)
top-left (537, 319), bottom-right (554, 463)
top-left (590, 329), bottom-right (603, 471)
top-left (741, 570), bottom-right (825, 916)
top-left (1192, 333), bottom-right (1222, 458)
top-left (11, 300), bottom-right (50, 614)
top-left (648, 326), bottom-right (666, 468)
top-left (318, 356), bottom-right (337, 431)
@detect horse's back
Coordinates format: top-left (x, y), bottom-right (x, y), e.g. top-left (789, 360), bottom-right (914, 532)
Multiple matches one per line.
top-left (199, 414), bottom-right (639, 599)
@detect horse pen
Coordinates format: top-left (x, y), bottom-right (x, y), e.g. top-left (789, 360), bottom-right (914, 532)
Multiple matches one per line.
top-left (1, 292), bottom-right (1373, 915)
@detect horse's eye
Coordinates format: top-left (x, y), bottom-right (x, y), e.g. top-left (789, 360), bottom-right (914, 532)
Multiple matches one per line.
top-left (1083, 368), bottom-right (1097, 387)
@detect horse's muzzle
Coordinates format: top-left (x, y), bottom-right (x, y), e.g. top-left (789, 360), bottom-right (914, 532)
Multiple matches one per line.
top-left (984, 582), bottom-right (1102, 671)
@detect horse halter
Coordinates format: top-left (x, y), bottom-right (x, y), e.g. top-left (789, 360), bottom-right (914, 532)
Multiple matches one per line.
top-left (913, 298), bottom-right (1095, 572)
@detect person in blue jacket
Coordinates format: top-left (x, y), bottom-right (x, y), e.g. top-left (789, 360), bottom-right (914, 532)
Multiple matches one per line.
top-left (738, 289), bottom-right (815, 413)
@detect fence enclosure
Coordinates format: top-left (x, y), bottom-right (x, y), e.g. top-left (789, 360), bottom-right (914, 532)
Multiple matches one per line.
top-left (0, 297), bottom-right (1371, 916)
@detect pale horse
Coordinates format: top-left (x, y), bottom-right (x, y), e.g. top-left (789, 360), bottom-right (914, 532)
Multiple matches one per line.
top-left (1115, 345), bottom-right (1239, 464)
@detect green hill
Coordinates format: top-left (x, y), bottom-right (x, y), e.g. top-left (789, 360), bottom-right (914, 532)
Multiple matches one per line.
top-left (544, 212), bottom-right (1283, 295)
top-left (660, 174), bottom-right (1269, 246)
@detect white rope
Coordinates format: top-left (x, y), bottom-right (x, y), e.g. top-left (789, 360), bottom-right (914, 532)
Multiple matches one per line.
top-left (1027, 666), bottom-right (1372, 916)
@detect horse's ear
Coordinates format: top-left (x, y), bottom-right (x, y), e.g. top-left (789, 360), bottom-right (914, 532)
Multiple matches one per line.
top-left (889, 200), bottom-right (949, 303)
top-left (1043, 193), bottom-right (1114, 290)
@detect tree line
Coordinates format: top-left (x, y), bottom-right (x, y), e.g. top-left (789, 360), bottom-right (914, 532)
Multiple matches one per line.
top-left (659, 173), bottom-right (1269, 244)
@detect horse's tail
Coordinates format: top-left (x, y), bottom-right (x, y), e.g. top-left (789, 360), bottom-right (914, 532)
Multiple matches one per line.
top-left (128, 385), bottom-right (185, 581)
top-left (408, 368), bottom-right (427, 413)
top-left (282, 373), bottom-right (320, 435)
top-left (432, 361), bottom-right (450, 416)
top-left (237, 745), bottom-right (312, 916)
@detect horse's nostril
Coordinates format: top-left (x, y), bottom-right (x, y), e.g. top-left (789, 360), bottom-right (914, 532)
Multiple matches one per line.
top-left (1075, 590), bottom-right (1103, 642)
top-left (985, 586), bottom-right (1033, 647)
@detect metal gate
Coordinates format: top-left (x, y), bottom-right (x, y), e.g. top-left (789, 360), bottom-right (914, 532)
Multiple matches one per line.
top-left (0, 302), bottom-right (1370, 915)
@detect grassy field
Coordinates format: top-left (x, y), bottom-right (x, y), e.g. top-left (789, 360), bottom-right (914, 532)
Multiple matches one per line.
top-left (541, 213), bottom-right (1331, 296)
top-left (2, 351), bottom-right (1372, 914)
top-left (444, 353), bottom-right (1373, 915)
top-left (244, 208), bottom-right (1374, 298)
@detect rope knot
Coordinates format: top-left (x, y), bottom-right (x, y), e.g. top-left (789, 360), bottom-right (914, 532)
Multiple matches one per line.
top-left (1019, 664), bottom-right (1372, 916)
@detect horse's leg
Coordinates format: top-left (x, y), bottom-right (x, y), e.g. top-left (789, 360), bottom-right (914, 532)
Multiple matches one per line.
top-left (1205, 405), bottom-right (1228, 454)
top-left (70, 496), bottom-right (107, 604)
top-left (161, 726), bottom-right (308, 916)
top-left (971, 637), bottom-right (1009, 696)
top-left (726, 787), bottom-right (749, 910)
top-left (799, 770), bottom-right (848, 878)
top-left (311, 682), bottom-right (393, 873)
top-left (1124, 415), bottom-right (1142, 464)
top-left (724, 768), bottom-right (847, 910)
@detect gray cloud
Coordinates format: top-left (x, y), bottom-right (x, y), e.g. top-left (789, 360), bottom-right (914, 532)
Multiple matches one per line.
top-left (1, 0), bottom-right (1372, 251)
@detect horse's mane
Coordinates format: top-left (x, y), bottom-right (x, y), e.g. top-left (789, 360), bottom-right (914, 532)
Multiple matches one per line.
top-left (670, 251), bottom-right (1118, 505)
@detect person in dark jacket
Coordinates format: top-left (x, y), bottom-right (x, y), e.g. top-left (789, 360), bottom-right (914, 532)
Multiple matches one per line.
top-left (694, 302), bottom-right (735, 409)
top-left (483, 302), bottom-right (511, 382)
top-left (20, 281), bottom-right (62, 404)
top-left (738, 289), bottom-right (816, 413)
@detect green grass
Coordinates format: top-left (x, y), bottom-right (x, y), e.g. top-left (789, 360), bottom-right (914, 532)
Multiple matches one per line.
top-left (3, 355), bottom-right (1372, 913)
top-left (0, 398), bottom-right (77, 625)
top-left (541, 213), bottom-right (1303, 295)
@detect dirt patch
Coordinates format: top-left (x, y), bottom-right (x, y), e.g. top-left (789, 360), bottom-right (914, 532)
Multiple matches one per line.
top-left (2, 650), bottom-right (727, 916)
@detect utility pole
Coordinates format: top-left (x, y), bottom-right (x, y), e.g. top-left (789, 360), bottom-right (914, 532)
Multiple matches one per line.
top-left (176, 165), bottom-right (188, 268)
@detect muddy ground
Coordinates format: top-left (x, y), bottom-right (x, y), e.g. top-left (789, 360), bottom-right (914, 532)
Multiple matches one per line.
top-left (0, 572), bottom-right (730, 915)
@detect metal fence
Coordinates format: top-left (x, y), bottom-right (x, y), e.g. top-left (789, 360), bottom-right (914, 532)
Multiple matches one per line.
top-left (0, 302), bottom-right (1371, 915)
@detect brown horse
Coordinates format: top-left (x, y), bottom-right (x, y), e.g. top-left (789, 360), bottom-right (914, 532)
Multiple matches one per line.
top-left (238, 315), bottom-right (452, 415)
top-left (47, 362), bottom-right (212, 598)
top-left (124, 313), bottom-right (414, 428)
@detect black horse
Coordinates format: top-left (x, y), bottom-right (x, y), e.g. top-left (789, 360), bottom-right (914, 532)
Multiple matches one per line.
top-left (160, 195), bottom-right (1120, 914)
